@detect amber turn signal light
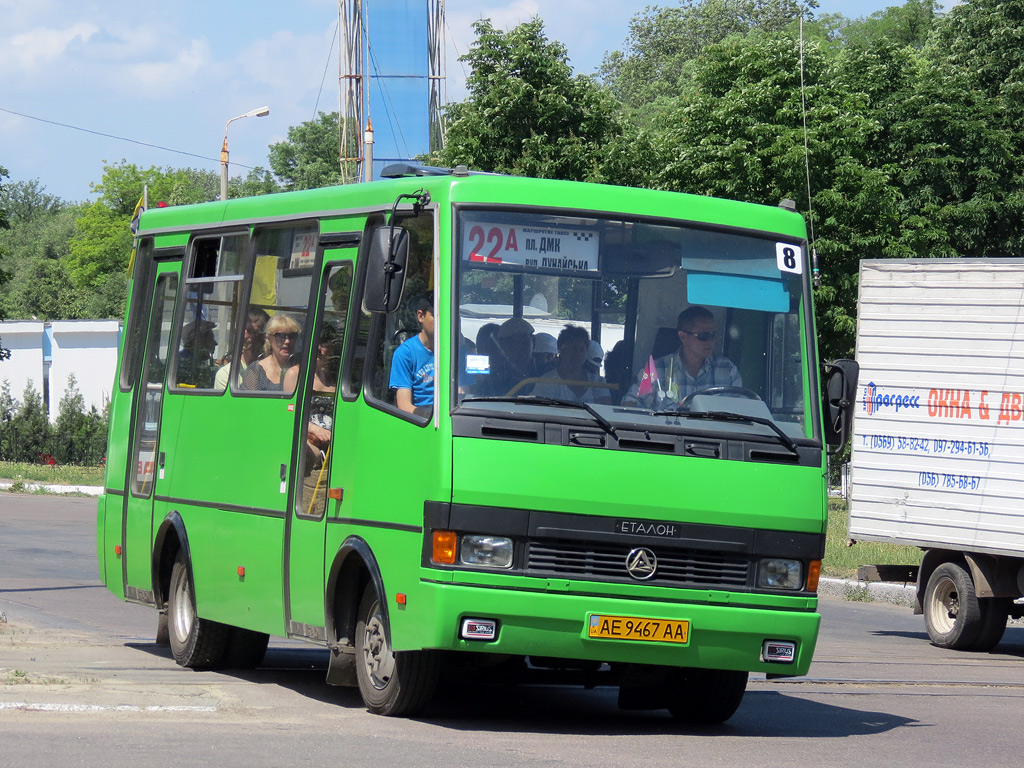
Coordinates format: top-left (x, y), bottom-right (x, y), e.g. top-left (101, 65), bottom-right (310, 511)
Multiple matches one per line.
top-left (806, 560), bottom-right (822, 592)
top-left (432, 530), bottom-right (457, 564)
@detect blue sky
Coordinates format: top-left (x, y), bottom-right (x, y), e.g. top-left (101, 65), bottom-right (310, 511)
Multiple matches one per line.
top-left (0, 1), bottom-right (941, 203)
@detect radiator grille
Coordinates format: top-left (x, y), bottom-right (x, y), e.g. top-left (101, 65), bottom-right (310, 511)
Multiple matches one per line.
top-left (526, 539), bottom-right (751, 589)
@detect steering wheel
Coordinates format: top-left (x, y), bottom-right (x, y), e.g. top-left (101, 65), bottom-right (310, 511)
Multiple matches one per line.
top-left (677, 386), bottom-right (762, 411)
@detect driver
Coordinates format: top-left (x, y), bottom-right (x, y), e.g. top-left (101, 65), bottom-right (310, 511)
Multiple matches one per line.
top-left (622, 306), bottom-right (741, 409)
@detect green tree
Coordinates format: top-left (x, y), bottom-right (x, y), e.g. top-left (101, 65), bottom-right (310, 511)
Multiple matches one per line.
top-left (601, 0), bottom-right (819, 112)
top-left (0, 203), bottom-right (81, 320)
top-left (236, 166), bottom-right (282, 197)
top-left (7, 380), bottom-right (51, 463)
top-left (64, 161), bottom-right (226, 310)
top-left (268, 112), bottom-right (344, 190)
top-left (53, 374), bottom-right (107, 465)
top-left (434, 18), bottom-right (624, 182)
top-left (833, 0), bottom-right (938, 48)
top-left (925, 0), bottom-right (1024, 256)
top-left (1, 178), bottom-right (64, 223)
top-left (0, 379), bottom-right (16, 458)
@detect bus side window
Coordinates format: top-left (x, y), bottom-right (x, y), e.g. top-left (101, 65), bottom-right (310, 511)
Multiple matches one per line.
top-left (174, 235), bottom-right (246, 391)
top-left (365, 213), bottom-right (435, 419)
top-left (120, 238), bottom-right (155, 393)
top-left (234, 224), bottom-right (319, 395)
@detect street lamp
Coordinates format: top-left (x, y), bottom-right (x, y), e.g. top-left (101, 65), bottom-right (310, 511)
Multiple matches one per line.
top-left (220, 106), bottom-right (270, 201)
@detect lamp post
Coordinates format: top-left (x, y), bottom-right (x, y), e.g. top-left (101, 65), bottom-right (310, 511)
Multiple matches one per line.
top-left (220, 106), bottom-right (270, 201)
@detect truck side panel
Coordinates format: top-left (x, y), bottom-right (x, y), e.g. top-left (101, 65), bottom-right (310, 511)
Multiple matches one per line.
top-left (850, 258), bottom-right (1024, 557)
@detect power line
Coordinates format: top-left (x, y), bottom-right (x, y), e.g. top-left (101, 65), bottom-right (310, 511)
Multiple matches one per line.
top-left (0, 106), bottom-right (258, 170)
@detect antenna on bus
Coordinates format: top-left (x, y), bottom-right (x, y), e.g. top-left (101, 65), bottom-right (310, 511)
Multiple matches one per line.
top-left (799, 14), bottom-right (820, 289)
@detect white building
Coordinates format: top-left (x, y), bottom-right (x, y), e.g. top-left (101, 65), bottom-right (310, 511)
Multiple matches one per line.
top-left (0, 319), bottom-right (121, 421)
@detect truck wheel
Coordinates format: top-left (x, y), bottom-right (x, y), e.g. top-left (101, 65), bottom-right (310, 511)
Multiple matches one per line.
top-left (666, 668), bottom-right (747, 724)
top-left (972, 598), bottom-right (1010, 652)
top-left (168, 550), bottom-right (230, 669)
top-left (354, 584), bottom-right (439, 716)
top-left (923, 562), bottom-right (982, 650)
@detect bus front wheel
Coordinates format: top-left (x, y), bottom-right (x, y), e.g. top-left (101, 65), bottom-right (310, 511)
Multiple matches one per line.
top-left (168, 550), bottom-right (230, 669)
top-left (354, 584), bottom-right (439, 716)
top-left (666, 668), bottom-right (747, 724)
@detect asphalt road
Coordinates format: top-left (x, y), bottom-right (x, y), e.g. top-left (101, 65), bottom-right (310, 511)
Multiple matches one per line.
top-left (3, 493), bottom-right (1024, 768)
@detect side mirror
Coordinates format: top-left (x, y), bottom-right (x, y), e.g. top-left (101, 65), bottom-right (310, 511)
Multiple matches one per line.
top-left (822, 359), bottom-right (859, 454)
top-left (363, 226), bottom-right (410, 313)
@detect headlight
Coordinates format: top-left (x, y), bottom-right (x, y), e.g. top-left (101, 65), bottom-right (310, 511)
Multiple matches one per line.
top-left (757, 558), bottom-right (803, 590)
top-left (459, 535), bottom-right (513, 568)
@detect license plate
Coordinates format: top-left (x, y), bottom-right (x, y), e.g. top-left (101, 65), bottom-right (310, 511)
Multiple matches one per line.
top-left (587, 614), bottom-right (689, 644)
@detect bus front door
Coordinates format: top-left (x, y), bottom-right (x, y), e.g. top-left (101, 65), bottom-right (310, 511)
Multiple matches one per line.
top-left (285, 260), bottom-right (353, 637)
top-left (121, 263), bottom-right (180, 604)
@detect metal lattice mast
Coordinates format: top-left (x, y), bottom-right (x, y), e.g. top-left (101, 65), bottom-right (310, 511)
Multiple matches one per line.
top-left (427, 0), bottom-right (446, 154)
top-left (339, 0), bottom-right (365, 183)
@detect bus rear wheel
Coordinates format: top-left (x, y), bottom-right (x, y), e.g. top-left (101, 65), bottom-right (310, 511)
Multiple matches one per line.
top-left (168, 550), bottom-right (230, 669)
top-left (354, 584), bottom-right (439, 716)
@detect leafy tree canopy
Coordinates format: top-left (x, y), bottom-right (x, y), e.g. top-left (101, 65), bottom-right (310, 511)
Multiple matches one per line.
top-left (435, 18), bottom-right (624, 183)
top-left (268, 112), bottom-right (345, 190)
top-left (601, 0), bottom-right (819, 111)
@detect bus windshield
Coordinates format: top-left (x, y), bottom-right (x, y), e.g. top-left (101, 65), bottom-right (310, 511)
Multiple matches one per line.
top-left (454, 208), bottom-right (815, 446)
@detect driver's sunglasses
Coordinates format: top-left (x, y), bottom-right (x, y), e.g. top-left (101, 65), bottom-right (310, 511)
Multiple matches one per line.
top-left (271, 332), bottom-right (298, 342)
top-left (681, 330), bottom-right (717, 342)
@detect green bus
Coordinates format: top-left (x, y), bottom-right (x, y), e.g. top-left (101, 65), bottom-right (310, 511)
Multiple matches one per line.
top-left (97, 164), bottom-right (857, 721)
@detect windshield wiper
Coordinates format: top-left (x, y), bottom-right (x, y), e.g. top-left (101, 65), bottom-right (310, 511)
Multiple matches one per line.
top-left (461, 395), bottom-right (617, 438)
top-left (652, 409), bottom-right (799, 455)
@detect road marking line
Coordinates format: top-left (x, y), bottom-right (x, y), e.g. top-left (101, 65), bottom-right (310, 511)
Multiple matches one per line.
top-left (0, 702), bottom-right (216, 712)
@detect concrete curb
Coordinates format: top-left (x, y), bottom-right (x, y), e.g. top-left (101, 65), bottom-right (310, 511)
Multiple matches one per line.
top-left (819, 575), bottom-right (916, 607)
top-left (0, 481), bottom-right (103, 496)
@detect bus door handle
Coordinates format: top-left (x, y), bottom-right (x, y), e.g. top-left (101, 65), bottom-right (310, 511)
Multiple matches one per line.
top-left (280, 464), bottom-right (287, 481)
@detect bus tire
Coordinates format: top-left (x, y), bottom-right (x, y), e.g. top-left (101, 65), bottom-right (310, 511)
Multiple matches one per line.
top-left (223, 627), bottom-right (270, 669)
top-left (168, 550), bottom-right (230, 669)
top-left (923, 562), bottom-right (982, 650)
top-left (354, 584), bottom-right (439, 716)
top-left (666, 668), bottom-right (747, 724)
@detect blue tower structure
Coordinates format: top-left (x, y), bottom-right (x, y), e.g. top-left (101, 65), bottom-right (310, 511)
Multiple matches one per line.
top-left (341, 1), bottom-right (444, 182)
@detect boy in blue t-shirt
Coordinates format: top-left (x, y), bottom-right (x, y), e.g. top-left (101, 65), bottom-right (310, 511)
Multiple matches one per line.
top-left (389, 295), bottom-right (435, 415)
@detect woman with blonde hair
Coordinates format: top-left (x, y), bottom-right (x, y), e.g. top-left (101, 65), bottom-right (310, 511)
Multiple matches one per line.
top-left (241, 313), bottom-right (301, 392)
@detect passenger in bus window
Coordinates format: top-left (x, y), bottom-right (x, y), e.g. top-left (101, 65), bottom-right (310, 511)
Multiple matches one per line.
top-left (532, 333), bottom-right (558, 374)
top-left (285, 323), bottom-right (340, 468)
top-left (216, 308), bottom-right (269, 390)
top-left (389, 294), bottom-right (435, 416)
top-left (621, 305), bottom-right (740, 409)
top-left (177, 319), bottom-right (217, 388)
top-left (533, 325), bottom-right (611, 405)
top-left (241, 314), bottom-right (301, 392)
top-left (476, 317), bottom-right (537, 397)
top-left (603, 340), bottom-right (631, 405)
top-left (584, 340), bottom-right (604, 376)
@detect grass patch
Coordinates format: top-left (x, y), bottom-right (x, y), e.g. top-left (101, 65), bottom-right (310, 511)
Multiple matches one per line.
top-left (823, 498), bottom-right (921, 579)
top-left (0, 461), bottom-right (104, 487)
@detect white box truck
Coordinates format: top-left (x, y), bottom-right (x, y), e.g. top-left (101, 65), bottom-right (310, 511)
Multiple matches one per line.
top-left (849, 258), bottom-right (1024, 650)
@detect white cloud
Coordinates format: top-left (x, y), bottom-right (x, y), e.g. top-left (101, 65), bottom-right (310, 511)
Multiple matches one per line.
top-left (127, 37), bottom-right (214, 92)
top-left (234, 29), bottom-right (330, 94)
top-left (5, 22), bottom-right (99, 71)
